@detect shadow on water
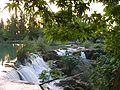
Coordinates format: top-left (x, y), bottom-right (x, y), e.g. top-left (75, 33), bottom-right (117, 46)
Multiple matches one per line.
top-left (0, 44), bottom-right (17, 65)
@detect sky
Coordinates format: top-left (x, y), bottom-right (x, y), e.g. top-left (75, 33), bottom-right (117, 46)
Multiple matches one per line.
top-left (0, 0), bottom-right (10, 22)
top-left (0, 0), bottom-right (105, 23)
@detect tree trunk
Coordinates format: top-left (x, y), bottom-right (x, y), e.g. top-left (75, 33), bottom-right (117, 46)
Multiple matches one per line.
top-left (110, 67), bottom-right (120, 90)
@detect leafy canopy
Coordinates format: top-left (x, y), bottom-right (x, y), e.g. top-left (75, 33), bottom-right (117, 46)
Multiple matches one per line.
top-left (6, 0), bottom-right (95, 41)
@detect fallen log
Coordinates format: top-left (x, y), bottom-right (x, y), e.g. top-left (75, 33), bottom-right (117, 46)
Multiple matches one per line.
top-left (39, 73), bottom-right (83, 90)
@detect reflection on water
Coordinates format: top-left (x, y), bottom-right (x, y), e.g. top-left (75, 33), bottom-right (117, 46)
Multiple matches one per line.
top-left (0, 44), bottom-right (16, 64)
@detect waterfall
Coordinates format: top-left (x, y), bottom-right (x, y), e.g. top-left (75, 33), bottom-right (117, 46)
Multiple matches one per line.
top-left (17, 66), bottom-right (39, 84)
top-left (80, 51), bottom-right (86, 59)
top-left (0, 53), bottom-right (62, 90)
top-left (29, 54), bottom-right (50, 75)
top-left (15, 54), bottom-right (50, 84)
top-left (55, 49), bottom-right (66, 56)
top-left (3, 69), bottom-right (20, 80)
top-left (80, 51), bottom-right (91, 65)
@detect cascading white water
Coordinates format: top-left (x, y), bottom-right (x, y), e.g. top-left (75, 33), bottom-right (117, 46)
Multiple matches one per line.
top-left (55, 49), bottom-right (66, 56)
top-left (28, 54), bottom-right (50, 76)
top-left (14, 54), bottom-right (50, 84)
top-left (0, 63), bottom-right (20, 80)
top-left (80, 51), bottom-right (86, 59)
top-left (80, 51), bottom-right (91, 65)
top-left (17, 65), bottom-right (39, 84)
top-left (14, 53), bottom-right (50, 84)
top-left (0, 53), bottom-right (62, 90)
top-left (3, 69), bottom-right (20, 80)
top-left (27, 54), bottom-right (62, 90)
top-left (55, 46), bottom-right (86, 56)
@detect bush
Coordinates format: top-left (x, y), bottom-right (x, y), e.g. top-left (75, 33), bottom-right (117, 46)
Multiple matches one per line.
top-left (90, 55), bottom-right (118, 90)
top-left (34, 37), bottom-right (50, 54)
top-left (93, 43), bottom-right (104, 49)
top-left (17, 37), bottom-right (50, 62)
top-left (82, 41), bottom-right (93, 49)
top-left (16, 37), bottom-right (37, 64)
top-left (39, 69), bottom-right (62, 81)
top-left (61, 54), bottom-right (80, 75)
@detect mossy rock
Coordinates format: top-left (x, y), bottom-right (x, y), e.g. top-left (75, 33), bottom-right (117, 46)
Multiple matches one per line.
top-left (43, 51), bottom-right (60, 61)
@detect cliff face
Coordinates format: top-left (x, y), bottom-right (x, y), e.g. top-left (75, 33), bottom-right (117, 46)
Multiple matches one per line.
top-left (0, 80), bottom-right (41, 90)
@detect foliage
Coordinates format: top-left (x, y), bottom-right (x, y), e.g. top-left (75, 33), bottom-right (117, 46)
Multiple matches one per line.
top-left (5, 15), bottom-right (18, 40)
top-left (17, 36), bottom-right (51, 64)
top-left (4, 14), bottom-right (27, 40)
top-left (43, 16), bottom-right (95, 42)
top-left (16, 37), bottom-right (37, 62)
top-left (39, 70), bottom-right (49, 81)
top-left (4, 0), bottom-right (120, 89)
top-left (4, 0), bottom-right (119, 42)
top-left (105, 26), bottom-right (120, 62)
top-left (90, 55), bottom-right (118, 90)
top-left (82, 40), bottom-right (93, 49)
top-left (82, 40), bottom-right (104, 49)
top-left (39, 69), bottom-right (62, 81)
top-left (61, 54), bottom-right (80, 75)
top-left (50, 68), bottom-right (63, 79)
top-left (32, 37), bottom-right (50, 54)
top-left (5, 0), bottom-right (95, 42)
top-left (17, 12), bottom-right (28, 40)
top-left (35, 37), bottom-right (50, 54)
top-left (0, 28), bottom-right (4, 41)
top-left (4, 1), bottom-right (21, 18)
top-left (93, 43), bottom-right (103, 49)
top-left (2, 12), bottom-right (44, 41)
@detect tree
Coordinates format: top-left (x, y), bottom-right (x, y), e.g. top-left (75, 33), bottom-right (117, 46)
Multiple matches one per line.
top-left (6, 0), bottom-right (91, 41)
top-left (5, 15), bottom-right (19, 40)
top-left (4, 0), bottom-right (21, 18)
top-left (5, 0), bottom-right (120, 89)
top-left (0, 19), bottom-right (5, 41)
top-left (88, 0), bottom-right (120, 90)
top-left (17, 12), bottom-right (28, 40)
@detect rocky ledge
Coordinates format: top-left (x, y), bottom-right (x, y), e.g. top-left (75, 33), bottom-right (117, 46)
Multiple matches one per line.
top-left (0, 80), bottom-right (41, 90)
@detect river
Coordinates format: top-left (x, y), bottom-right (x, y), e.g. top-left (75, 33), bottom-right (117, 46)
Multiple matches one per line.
top-left (0, 44), bottom-right (16, 63)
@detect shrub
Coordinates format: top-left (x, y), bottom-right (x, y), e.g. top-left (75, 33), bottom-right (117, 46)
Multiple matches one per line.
top-left (17, 37), bottom-right (50, 64)
top-left (93, 43), bottom-right (104, 49)
top-left (90, 55), bottom-right (118, 90)
top-left (39, 69), bottom-right (62, 81)
top-left (16, 37), bottom-right (37, 65)
top-left (34, 37), bottom-right (50, 54)
top-left (39, 70), bottom-right (50, 81)
top-left (82, 41), bottom-right (93, 49)
top-left (61, 54), bottom-right (80, 75)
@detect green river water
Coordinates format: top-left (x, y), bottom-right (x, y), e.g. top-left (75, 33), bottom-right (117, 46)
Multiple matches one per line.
top-left (0, 44), bottom-right (16, 61)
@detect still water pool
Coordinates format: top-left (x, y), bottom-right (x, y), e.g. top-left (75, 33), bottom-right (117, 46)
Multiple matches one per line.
top-left (0, 44), bottom-right (16, 62)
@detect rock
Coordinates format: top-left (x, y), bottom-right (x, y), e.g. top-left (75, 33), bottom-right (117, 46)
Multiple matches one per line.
top-left (83, 49), bottom-right (105, 60)
top-left (54, 60), bottom-right (64, 68)
top-left (42, 51), bottom-right (60, 61)
top-left (58, 80), bottom-right (68, 86)
top-left (71, 65), bottom-right (84, 75)
top-left (72, 51), bottom-right (81, 55)
top-left (91, 52), bottom-right (100, 60)
top-left (75, 87), bottom-right (85, 90)
top-left (75, 80), bottom-right (94, 90)
top-left (0, 80), bottom-right (41, 90)
top-left (63, 86), bottom-right (74, 90)
top-left (56, 73), bottom-right (94, 90)
top-left (83, 49), bottom-right (96, 59)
